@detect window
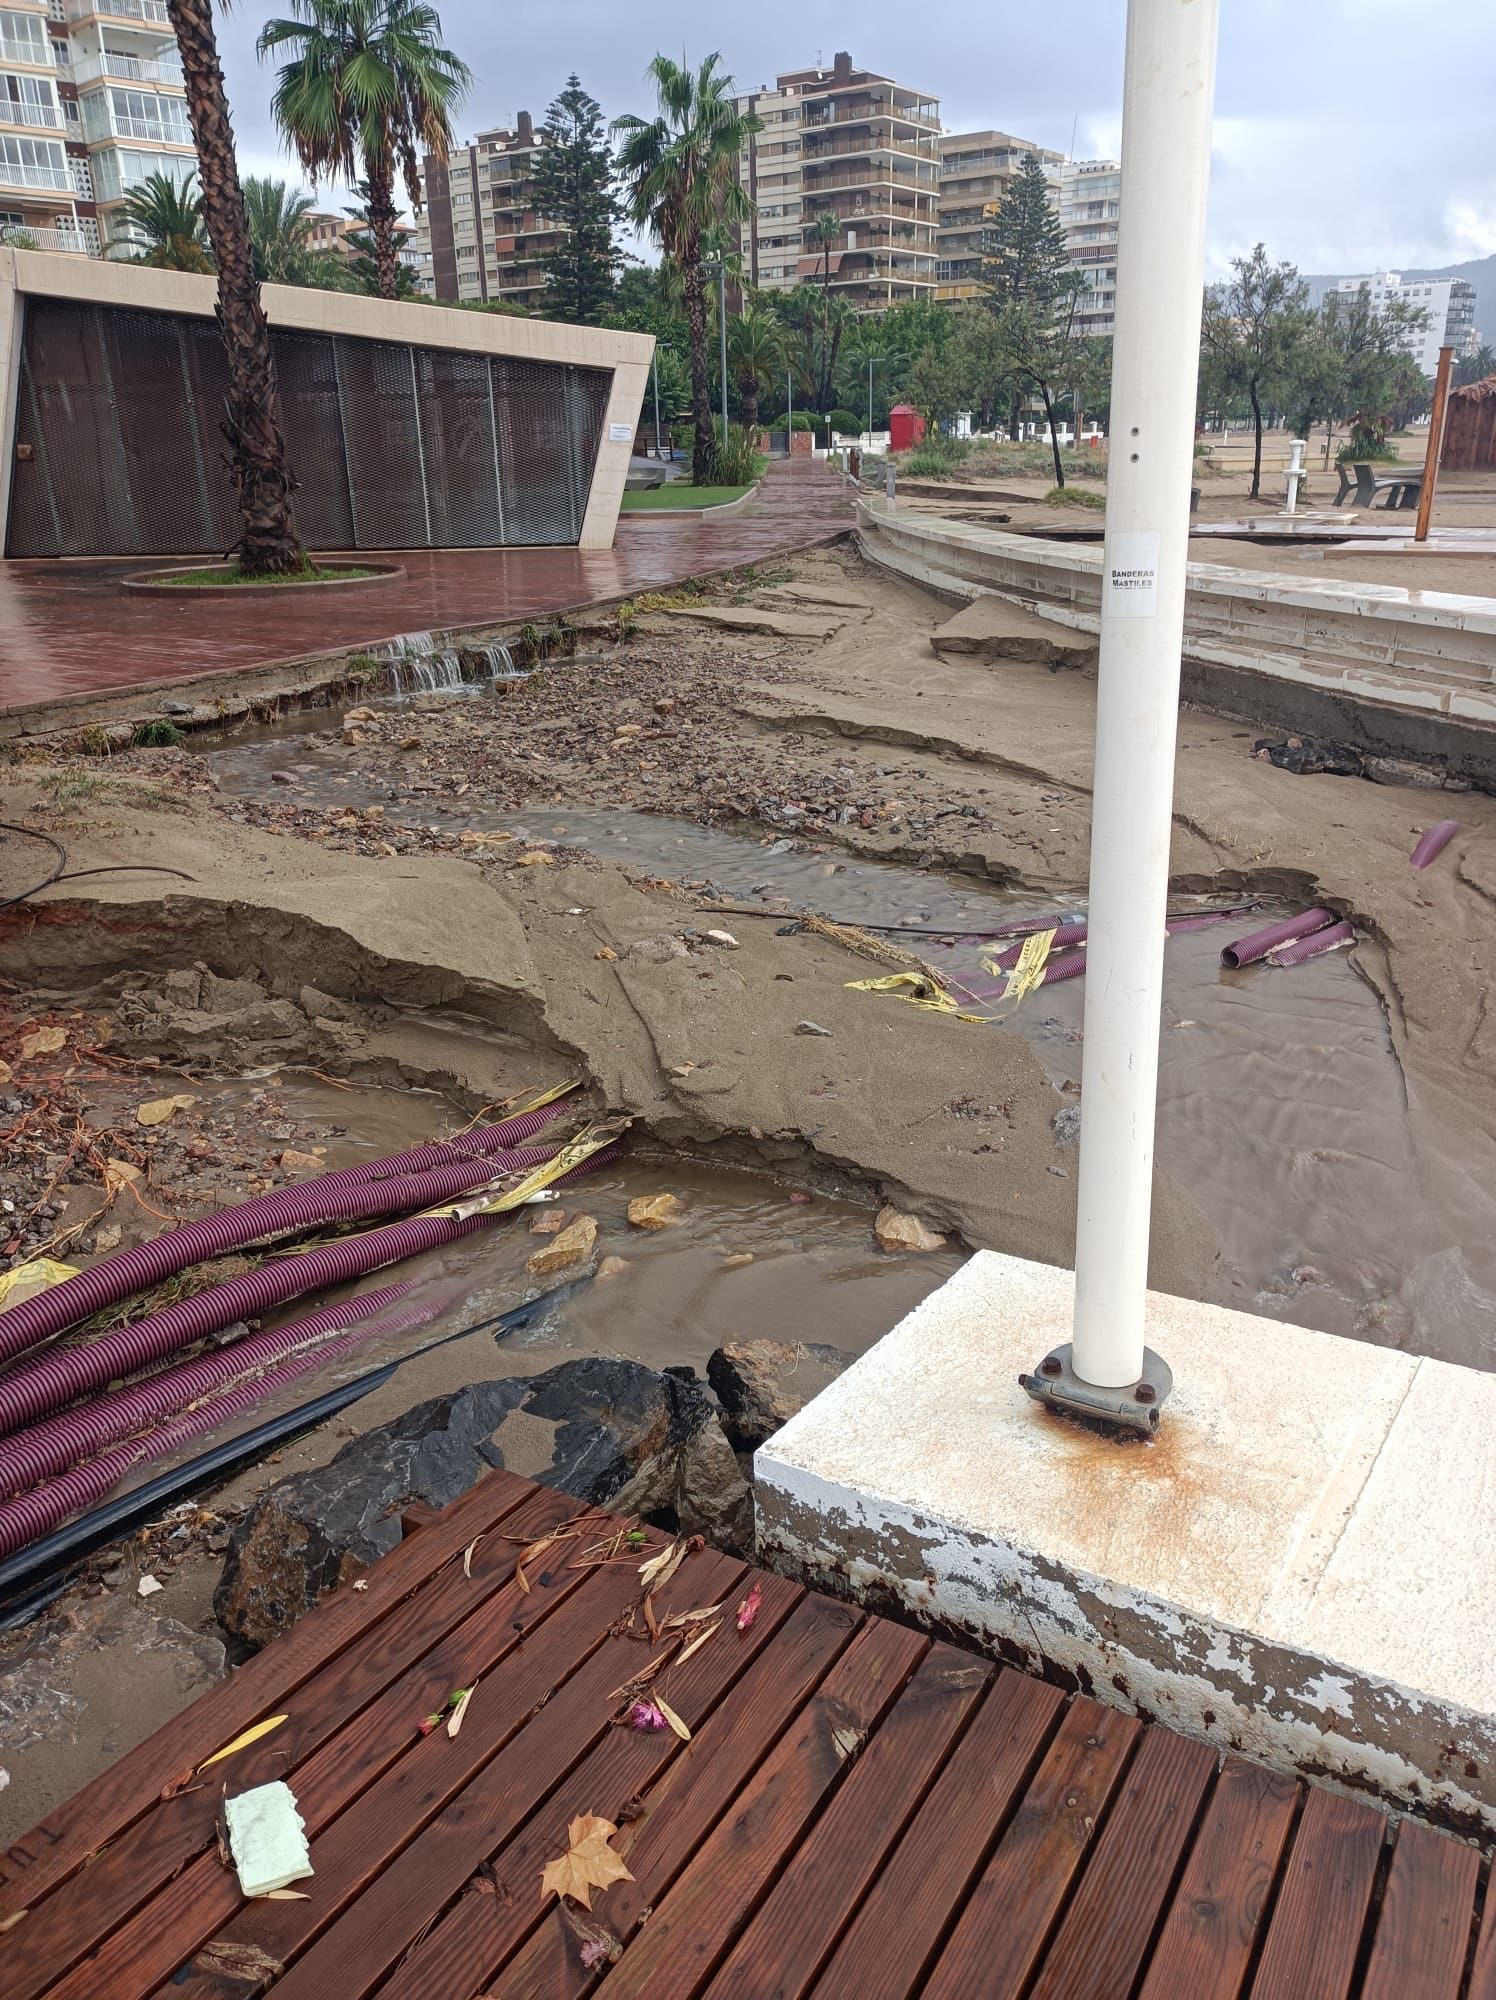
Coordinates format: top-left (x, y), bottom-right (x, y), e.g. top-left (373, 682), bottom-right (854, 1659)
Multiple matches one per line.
top-left (101, 84), bottom-right (190, 142)
top-left (0, 130), bottom-right (67, 186)
top-left (0, 69), bottom-right (59, 125)
top-left (0, 11), bottom-right (50, 65)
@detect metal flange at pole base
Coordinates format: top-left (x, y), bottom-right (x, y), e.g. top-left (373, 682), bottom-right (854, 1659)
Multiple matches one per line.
top-left (1018, 1343), bottom-right (1174, 1436)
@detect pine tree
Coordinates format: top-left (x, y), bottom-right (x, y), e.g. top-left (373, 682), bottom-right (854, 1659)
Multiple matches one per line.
top-left (532, 74), bottom-right (624, 324)
top-left (979, 152), bottom-right (1083, 485)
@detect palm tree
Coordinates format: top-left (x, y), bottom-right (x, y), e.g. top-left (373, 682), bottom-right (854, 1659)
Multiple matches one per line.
top-left (259, 0), bottom-right (470, 303)
top-left (1454, 343), bottom-right (1496, 389)
top-left (806, 209), bottom-right (839, 412)
top-left (727, 299), bottom-right (785, 434)
top-left (166, 0), bottom-right (303, 574)
top-left (613, 54), bottom-right (759, 486)
top-left (341, 183), bottom-right (422, 298)
top-left (243, 173), bottom-right (350, 287)
top-left (108, 170), bottom-right (212, 271)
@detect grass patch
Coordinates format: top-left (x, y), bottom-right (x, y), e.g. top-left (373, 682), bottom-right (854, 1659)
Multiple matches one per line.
top-left (152, 562), bottom-right (379, 587)
top-left (620, 484), bottom-right (752, 511)
top-left (1044, 485), bottom-right (1106, 509)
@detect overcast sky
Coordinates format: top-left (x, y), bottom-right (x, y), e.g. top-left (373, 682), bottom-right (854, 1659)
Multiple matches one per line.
top-left (218, 0), bottom-right (1496, 280)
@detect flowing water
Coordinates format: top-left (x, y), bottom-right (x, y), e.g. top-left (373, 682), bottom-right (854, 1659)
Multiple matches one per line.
top-left (205, 730), bottom-right (1496, 1370)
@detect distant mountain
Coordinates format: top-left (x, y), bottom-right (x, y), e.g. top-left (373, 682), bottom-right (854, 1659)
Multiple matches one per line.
top-left (1304, 252), bottom-right (1496, 334)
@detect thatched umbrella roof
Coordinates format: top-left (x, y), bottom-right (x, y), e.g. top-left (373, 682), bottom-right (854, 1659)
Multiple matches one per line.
top-left (1450, 374), bottom-right (1496, 403)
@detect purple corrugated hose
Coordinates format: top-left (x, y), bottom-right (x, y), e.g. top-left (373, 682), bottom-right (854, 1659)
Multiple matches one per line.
top-left (1410, 820), bottom-right (1460, 870)
top-left (1267, 919), bottom-right (1355, 967)
top-left (0, 1099), bottom-right (567, 1367)
top-left (1220, 909), bottom-right (1337, 970)
top-left (0, 1280), bottom-right (413, 1501)
top-left (0, 1288), bottom-right (448, 1562)
top-left (0, 1140), bottom-right (619, 1438)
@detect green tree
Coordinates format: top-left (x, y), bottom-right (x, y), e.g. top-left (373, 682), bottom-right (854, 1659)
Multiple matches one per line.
top-left (1454, 342), bottom-right (1496, 389)
top-left (259, 0), bottom-right (470, 302)
top-left (727, 297), bottom-right (785, 432)
top-left (836, 313), bottom-right (909, 430)
top-left (165, 0), bottom-right (303, 573)
top-left (1200, 244), bottom-right (1312, 499)
top-left (978, 152), bottom-right (1083, 484)
top-left (613, 53), bottom-right (759, 486)
top-left (108, 168), bottom-right (212, 271)
top-left (1286, 289), bottom-right (1426, 461)
top-left (531, 74), bottom-right (624, 324)
top-left (242, 174), bottom-right (350, 287)
top-left (1065, 334), bottom-right (1113, 438)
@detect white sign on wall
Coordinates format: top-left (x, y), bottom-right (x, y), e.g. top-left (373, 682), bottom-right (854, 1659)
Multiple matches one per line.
top-left (609, 423), bottom-right (633, 443)
top-left (1103, 530), bottom-right (1160, 619)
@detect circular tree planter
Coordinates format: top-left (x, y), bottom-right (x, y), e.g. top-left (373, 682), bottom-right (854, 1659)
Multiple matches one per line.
top-left (121, 562), bottom-right (406, 597)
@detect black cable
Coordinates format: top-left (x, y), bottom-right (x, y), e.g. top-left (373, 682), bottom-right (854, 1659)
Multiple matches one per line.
top-left (690, 900), bottom-right (1260, 939)
top-left (0, 1274), bottom-right (592, 1621)
top-left (0, 819), bottom-right (196, 909)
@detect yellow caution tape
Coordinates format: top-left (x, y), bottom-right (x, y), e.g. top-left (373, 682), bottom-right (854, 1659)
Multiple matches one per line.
top-left (1003, 927), bottom-right (1057, 1003)
top-left (844, 973), bottom-right (991, 1025)
top-left (0, 1257), bottom-right (81, 1313)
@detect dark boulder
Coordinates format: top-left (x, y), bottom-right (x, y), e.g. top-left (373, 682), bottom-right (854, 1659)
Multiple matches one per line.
top-left (707, 1338), bottom-right (855, 1449)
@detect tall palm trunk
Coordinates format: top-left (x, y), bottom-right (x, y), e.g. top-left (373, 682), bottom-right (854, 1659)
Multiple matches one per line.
top-left (740, 377), bottom-right (759, 433)
top-left (167, 0), bottom-right (301, 575)
top-left (364, 151), bottom-right (400, 302)
top-left (682, 261), bottom-right (714, 485)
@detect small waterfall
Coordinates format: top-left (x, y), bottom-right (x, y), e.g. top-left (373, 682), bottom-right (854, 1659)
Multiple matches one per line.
top-left (379, 634), bottom-right (530, 696)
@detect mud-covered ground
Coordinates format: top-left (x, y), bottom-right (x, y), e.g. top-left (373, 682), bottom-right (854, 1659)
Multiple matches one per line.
top-left (3, 539), bottom-right (1496, 1831)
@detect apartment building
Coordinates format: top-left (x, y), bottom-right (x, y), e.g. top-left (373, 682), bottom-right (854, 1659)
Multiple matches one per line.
top-left (935, 130), bottom-right (1062, 302)
top-left (736, 51), bottom-right (940, 312)
top-left (0, 0), bottom-right (195, 259)
top-left (414, 111), bottom-right (564, 308)
top-left (1332, 270), bottom-right (1480, 375)
top-left (1059, 158), bottom-right (1120, 338)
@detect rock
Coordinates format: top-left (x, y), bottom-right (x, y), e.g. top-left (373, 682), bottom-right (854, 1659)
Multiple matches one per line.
top-left (298, 985), bottom-right (353, 1022)
top-left (270, 770), bottom-right (298, 786)
top-left (722, 1251), bottom-right (754, 1269)
top-left (278, 1148), bottom-right (324, 1175)
top-left (514, 850), bottom-right (556, 867)
top-left (595, 946), bottom-right (619, 961)
top-left (596, 1255), bottom-right (631, 1281)
top-left (625, 932), bottom-right (688, 964)
top-left (526, 1213), bottom-right (597, 1275)
top-left (162, 698), bottom-right (193, 716)
top-left (627, 1192), bottom-right (685, 1230)
top-left (874, 1205), bottom-right (948, 1254)
top-left (217, 1359), bottom-right (751, 1644)
top-left (1052, 1104), bottom-right (1082, 1146)
top-left (703, 929), bottom-right (739, 949)
top-left (528, 1207), bottom-right (567, 1236)
top-left (795, 1020), bottom-right (832, 1037)
top-left (707, 1338), bottom-right (856, 1448)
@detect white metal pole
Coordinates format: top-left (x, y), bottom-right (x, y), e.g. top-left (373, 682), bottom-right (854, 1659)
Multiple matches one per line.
top-left (1069, 0), bottom-right (1220, 1391)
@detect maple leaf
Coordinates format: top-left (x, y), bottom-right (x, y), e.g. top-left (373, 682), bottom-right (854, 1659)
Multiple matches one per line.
top-left (540, 1815), bottom-right (635, 1910)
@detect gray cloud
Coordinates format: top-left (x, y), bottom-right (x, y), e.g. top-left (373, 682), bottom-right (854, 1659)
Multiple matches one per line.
top-left (215, 0), bottom-right (1496, 279)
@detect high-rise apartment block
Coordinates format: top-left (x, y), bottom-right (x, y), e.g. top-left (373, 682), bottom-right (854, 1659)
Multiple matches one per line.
top-left (0, 0), bottom-right (195, 259)
top-left (735, 51), bottom-right (940, 311)
top-left (1059, 159), bottom-right (1121, 338)
top-left (414, 111), bottom-right (564, 308)
top-left (1332, 271), bottom-right (1480, 375)
top-left (935, 131), bottom-right (1062, 302)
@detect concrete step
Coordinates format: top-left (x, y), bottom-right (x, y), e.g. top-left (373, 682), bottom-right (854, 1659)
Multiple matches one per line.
top-left (931, 595), bottom-right (1098, 670)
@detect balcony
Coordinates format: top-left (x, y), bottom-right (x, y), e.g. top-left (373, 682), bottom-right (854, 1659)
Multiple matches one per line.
top-left (1, 219), bottom-right (95, 253)
top-left (66, 0), bottom-right (171, 25)
top-left (0, 33), bottom-right (56, 69)
top-left (0, 95), bottom-right (61, 128)
top-left (0, 143), bottom-right (69, 189)
top-left (72, 49), bottom-right (182, 87)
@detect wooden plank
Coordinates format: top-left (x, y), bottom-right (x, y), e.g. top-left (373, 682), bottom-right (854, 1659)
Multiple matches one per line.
top-left (484, 1592), bottom-right (866, 2000)
top-left (39, 1491), bottom-right (614, 2000)
top-left (373, 1567), bottom-right (811, 2000)
top-left (1362, 1816), bottom-right (1482, 2000)
top-left (923, 1694), bottom-right (1139, 2000)
top-left (2, 1476), bottom-right (576, 2000)
top-left (705, 1645), bottom-right (991, 2000)
top-left (1136, 1758), bottom-right (1299, 2000)
top-left (587, 1616), bottom-right (928, 2000)
top-left (0, 1464), bottom-right (535, 1923)
top-left (171, 1550), bottom-right (665, 1999)
top-left (810, 1668), bottom-right (1067, 2000)
top-left (1249, 1787), bottom-right (1386, 2000)
top-left (1027, 1726), bottom-right (1217, 2000)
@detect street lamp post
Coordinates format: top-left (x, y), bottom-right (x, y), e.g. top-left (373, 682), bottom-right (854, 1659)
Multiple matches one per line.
top-left (868, 356), bottom-right (882, 441)
top-left (1020, 0), bottom-right (1221, 1434)
top-left (651, 348), bottom-right (663, 460)
top-left (711, 260), bottom-right (730, 442)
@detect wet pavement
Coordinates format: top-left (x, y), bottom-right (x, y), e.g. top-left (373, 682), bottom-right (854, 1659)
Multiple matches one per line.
top-left (0, 461), bottom-right (853, 714)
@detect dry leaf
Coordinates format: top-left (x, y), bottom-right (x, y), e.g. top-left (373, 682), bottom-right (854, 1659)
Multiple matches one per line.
top-left (0, 1910), bottom-right (26, 1934)
top-left (0, 1060), bottom-right (11, 1086)
top-left (351, 1579), bottom-right (369, 1593)
top-left (675, 1619), bottom-right (722, 1667)
top-left (447, 1687), bottom-right (474, 1739)
top-left (136, 1093), bottom-right (195, 1127)
top-left (654, 1698), bottom-right (691, 1743)
top-left (262, 1889), bottom-right (311, 1901)
top-left (736, 1580), bottom-right (764, 1631)
top-left (197, 1715), bottom-right (288, 1773)
top-left (104, 1158), bottom-right (143, 1191)
top-left (663, 1603), bottom-right (725, 1631)
top-left (636, 1540), bottom-right (681, 1590)
top-left (18, 1025), bottom-right (66, 1059)
top-left (463, 1535), bottom-right (484, 1579)
top-left (540, 1815), bottom-right (634, 1910)
top-left (515, 1531), bottom-right (559, 1594)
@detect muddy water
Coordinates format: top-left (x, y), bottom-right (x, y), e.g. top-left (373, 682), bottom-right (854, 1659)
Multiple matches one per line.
top-left (206, 730), bottom-right (1496, 1367)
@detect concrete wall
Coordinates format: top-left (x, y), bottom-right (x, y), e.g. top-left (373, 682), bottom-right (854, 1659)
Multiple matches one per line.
top-left (860, 499), bottom-right (1496, 770)
top-left (0, 248), bottom-right (652, 553)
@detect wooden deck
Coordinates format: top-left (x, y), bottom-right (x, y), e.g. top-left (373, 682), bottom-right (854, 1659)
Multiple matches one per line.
top-left (1, 1467), bottom-right (1489, 1999)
